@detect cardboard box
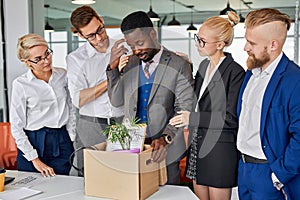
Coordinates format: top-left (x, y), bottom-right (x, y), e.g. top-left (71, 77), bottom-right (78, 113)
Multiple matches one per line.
top-left (84, 143), bottom-right (160, 200)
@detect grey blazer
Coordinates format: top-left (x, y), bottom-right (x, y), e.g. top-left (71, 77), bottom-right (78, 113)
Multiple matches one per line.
top-left (107, 48), bottom-right (194, 164)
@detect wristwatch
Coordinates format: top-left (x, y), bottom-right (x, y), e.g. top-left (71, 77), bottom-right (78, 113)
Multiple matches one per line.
top-left (163, 134), bottom-right (173, 144)
top-left (106, 64), bottom-right (112, 71)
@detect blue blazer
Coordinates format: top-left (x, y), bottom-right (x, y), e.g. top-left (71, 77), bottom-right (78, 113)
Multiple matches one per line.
top-left (237, 53), bottom-right (300, 198)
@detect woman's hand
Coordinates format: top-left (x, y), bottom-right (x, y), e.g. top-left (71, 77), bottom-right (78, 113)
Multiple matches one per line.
top-left (169, 111), bottom-right (190, 127)
top-left (32, 158), bottom-right (55, 177)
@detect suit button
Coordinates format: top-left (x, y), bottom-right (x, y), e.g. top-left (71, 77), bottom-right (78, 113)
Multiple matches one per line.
top-left (133, 107), bottom-right (137, 111)
top-left (199, 135), bottom-right (203, 139)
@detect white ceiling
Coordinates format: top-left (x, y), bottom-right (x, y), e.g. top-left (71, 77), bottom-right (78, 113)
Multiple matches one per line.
top-left (44, 0), bottom-right (299, 28)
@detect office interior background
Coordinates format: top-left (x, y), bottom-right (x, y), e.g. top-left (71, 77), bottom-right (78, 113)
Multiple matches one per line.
top-left (0, 0), bottom-right (299, 122)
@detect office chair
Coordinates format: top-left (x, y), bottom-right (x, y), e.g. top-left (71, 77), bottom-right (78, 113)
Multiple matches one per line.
top-left (0, 122), bottom-right (17, 170)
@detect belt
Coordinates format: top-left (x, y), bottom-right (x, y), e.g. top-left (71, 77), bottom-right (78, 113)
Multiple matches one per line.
top-left (241, 154), bottom-right (268, 164)
top-left (80, 115), bottom-right (115, 125)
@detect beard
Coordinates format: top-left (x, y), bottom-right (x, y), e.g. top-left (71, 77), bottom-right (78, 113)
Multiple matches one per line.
top-left (246, 47), bottom-right (270, 70)
top-left (135, 48), bottom-right (159, 62)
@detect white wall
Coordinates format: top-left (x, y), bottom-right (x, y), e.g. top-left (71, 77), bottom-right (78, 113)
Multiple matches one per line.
top-left (0, 0), bottom-right (43, 121)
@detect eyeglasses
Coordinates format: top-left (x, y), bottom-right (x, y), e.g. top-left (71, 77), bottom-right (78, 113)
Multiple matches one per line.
top-left (194, 34), bottom-right (219, 48)
top-left (28, 48), bottom-right (53, 65)
top-left (83, 25), bottom-right (105, 41)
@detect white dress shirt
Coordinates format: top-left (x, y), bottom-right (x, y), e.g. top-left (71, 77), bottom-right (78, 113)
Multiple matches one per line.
top-left (66, 38), bottom-right (124, 118)
top-left (10, 67), bottom-right (76, 161)
top-left (237, 53), bottom-right (283, 159)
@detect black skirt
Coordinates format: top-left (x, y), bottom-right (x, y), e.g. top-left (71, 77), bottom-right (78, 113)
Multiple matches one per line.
top-left (186, 129), bottom-right (239, 188)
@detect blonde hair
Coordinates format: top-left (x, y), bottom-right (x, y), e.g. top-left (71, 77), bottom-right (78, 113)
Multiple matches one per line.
top-left (203, 11), bottom-right (239, 46)
top-left (17, 33), bottom-right (48, 63)
top-left (245, 8), bottom-right (291, 30)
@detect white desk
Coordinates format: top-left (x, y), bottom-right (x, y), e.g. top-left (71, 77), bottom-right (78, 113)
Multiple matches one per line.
top-left (1, 171), bottom-right (198, 200)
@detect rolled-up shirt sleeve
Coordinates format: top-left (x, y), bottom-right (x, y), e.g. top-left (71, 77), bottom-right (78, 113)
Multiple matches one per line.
top-left (10, 80), bottom-right (38, 161)
top-left (65, 80), bottom-right (77, 141)
top-left (66, 55), bottom-right (88, 108)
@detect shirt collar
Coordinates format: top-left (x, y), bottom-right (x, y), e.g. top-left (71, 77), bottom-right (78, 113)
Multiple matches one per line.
top-left (142, 45), bottom-right (163, 65)
top-left (152, 45), bottom-right (163, 64)
top-left (251, 52), bottom-right (283, 77)
top-left (26, 67), bottom-right (57, 81)
top-left (26, 69), bottom-right (35, 81)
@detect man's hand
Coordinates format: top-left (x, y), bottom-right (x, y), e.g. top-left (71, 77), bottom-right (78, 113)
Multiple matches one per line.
top-left (32, 158), bottom-right (55, 177)
top-left (110, 39), bottom-right (129, 70)
top-left (151, 138), bottom-right (168, 163)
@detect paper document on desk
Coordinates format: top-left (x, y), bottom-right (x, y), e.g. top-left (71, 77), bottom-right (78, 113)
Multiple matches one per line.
top-left (9, 173), bottom-right (46, 188)
top-left (0, 187), bottom-right (42, 200)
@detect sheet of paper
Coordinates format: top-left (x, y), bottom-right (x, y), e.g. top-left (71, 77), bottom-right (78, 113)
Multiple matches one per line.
top-left (9, 173), bottom-right (46, 188)
top-left (0, 187), bottom-right (42, 200)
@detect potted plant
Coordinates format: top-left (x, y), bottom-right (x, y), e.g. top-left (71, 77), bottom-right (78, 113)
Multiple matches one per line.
top-left (103, 118), bottom-right (144, 152)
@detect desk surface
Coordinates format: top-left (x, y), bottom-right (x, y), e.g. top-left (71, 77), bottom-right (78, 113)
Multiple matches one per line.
top-left (1, 171), bottom-right (198, 200)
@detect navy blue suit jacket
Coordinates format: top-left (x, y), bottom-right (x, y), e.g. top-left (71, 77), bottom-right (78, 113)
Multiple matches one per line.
top-left (237, 53), bottom-right (300, 198)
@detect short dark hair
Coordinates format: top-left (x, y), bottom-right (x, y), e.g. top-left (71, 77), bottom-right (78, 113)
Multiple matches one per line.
top-left (121, 11), bottom-right (153, 34)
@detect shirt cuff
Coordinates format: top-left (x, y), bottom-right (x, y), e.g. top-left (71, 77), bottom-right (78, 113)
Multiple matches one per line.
top-left (23, 149), bottom-right (38, 161)
top-left (271, 172), bottom-right (284, 190)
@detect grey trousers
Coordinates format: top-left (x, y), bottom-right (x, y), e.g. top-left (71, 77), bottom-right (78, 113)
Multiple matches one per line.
top-left (73, 116), bottom-right (109, 176)
top-left (166, 161), bottom-right (181, 185)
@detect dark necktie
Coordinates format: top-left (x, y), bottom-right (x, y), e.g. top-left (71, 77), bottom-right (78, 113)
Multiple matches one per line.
top-left (144, 60), bottom-right (153, 79)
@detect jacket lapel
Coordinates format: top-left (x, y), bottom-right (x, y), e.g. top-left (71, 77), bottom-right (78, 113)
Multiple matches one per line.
top-left (260, 54), bottom-right (288, 138)
top-left (194, 59), bottom-right (208, 98)
top-left (201, 53), bottom-right (232, 100)
top-left (148, 49), bottom-right (169, 104)
top-left (125, 56), bottom-right (140, 103)
top-left (237, 70), bottom-right (252, 117)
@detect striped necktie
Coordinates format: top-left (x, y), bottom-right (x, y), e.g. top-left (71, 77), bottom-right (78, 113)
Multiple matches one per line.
top-left (144, 60), bottom-right (153, 79)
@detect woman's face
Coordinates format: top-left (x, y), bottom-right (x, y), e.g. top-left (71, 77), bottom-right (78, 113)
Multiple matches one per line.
top-left (26, 45), bottom-right (52, 74)
top-left (195, 24), bottom-right (220, 57)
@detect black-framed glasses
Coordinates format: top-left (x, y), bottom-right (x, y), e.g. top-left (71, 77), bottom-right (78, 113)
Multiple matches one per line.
top-left (194, 34), bottom-right (219, 48)
top-left (28, 48), bottom-right (53, 65)
top-left (83, 25), bottom-right (105, 41)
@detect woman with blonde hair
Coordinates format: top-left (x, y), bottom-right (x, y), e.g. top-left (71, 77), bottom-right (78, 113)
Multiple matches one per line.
top-left (10, 33), bottom-right (75, 177)
top-left (170, 12), bottom-right (245, 200)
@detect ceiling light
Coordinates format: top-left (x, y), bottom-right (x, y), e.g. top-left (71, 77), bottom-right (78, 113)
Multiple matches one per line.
top-left (238, 0), bottom-right (245, 23)
top-left (220, 1), bottom-right (237, 17)
top-left (71, 0), bottom-right (96, 4)
top-left (147, 0), bottom-right (160, 21)
top-left (44, 5), bottom-right (54, 32)
top-left (239, 13), bottom-right (245, 23)
top-left (168, 0), bottom-right (180, 27)
top-left (186, 5), bottom-right (197, 33)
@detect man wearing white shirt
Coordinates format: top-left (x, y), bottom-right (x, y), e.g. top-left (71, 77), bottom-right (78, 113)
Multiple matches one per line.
top-left (66, 6), bottom-right (123, 176)
top-left (237, 8), bottom-right (300, 199)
